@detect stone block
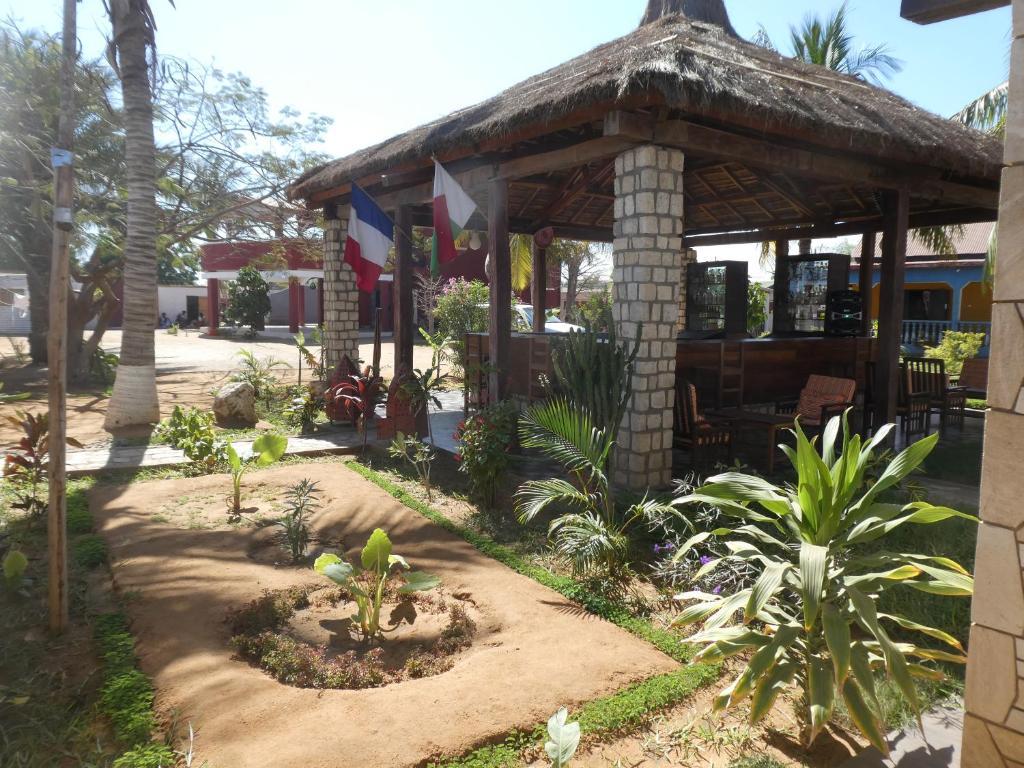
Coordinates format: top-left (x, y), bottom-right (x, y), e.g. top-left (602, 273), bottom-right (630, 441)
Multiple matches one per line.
top-left (963, 714), bottom-right (1006, 768)
top-left (980, 410), bottom-right (1024, 528)
top-left (971, 522), bottom-right (1024, 635)
top-left (993, 721), bottom-right (1024, 765)
top-left (988, 303), bottom-right (1024, 410)
top-left (995, 166), bottom-right (1024, 302)
top-left (634, 145), bottom-right (657, 167)
top-left (965, 625), bottom-right (1018, 724)
top-left (1007, 37), bottom-right (1024, 166)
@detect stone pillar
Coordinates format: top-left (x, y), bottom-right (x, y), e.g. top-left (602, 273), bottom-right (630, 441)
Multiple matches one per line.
top-left (962, 3), bottom-right (1024, 764)
top-left (322, 203), bottom-right (360, 370)
top-left (674, 247), bottom-right (698, 334)
top-left (611, 145), bottom-right (684, 490)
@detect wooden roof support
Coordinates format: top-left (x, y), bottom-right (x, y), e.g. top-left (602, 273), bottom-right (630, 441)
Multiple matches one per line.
top-left (875, 189), bottom-right (910, 429)
top-left (604, 111), bottom-right (999, 210)
top-left (859, 231), bottom-right (877, 337)
top-left (531, 242), bottom-right (547, 334)
top-left (394, 205), bottom-right (415, 375)
top-left (488, 178), bottom-right (512, 401)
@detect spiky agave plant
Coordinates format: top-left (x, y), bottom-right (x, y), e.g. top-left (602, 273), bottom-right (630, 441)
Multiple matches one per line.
top-left (670, 414), bottom-right (974, 753)
top-left (516, 398), bottom-right (671, 577)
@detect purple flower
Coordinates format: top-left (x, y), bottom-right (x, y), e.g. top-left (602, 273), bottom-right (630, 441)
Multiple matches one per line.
top-left (699, 555), bottom-right (714, 566)
top-left (712, 584), bottom-right (723, 595)
top-left (652, 542), bottom-right (675, 555)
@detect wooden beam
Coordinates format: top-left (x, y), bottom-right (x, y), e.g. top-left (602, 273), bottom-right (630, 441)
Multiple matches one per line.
top-left (858, 232), bottom-right (877, 337)
top-left (604, 111), bottom-right (999, 210)
top-left (900, 0), bottom-right (1008, 23)
top-left (771, 239), bottom-right (791, 334)
top-left (488, 179), bottom-right (512, 401)
top-left (531, 242), bottom-right (547, 334)
top-left (875, 189), bottom-right (910, 429)
top-left (394, 206), bottom-right (415, 375)
top-left (529, 159), bottom-right (615, 230)
top-left (339, 137), bottom-right (639, 211)
top-left (683, 206), bottom-right (997, 247)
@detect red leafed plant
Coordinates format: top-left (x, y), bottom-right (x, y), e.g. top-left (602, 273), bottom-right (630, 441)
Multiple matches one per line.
top-left (326, 367), bottom-right (385, 453)
top-left (3, 411), bottom-right (82, 516)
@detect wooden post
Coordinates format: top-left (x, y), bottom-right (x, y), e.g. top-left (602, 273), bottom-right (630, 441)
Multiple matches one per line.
top-left (287, 277), bottom-right (299, 333)
top-left (859, 232), bottom-right (876, 337)
top-left (206, 277), bottom-right (219, 336)
top-left (488, 179), bottom-right (511, 401)
top-left (531, 242), bottom-right (547, 334)
top-left (47, 0), bottom-right (76, 634)
top-left (296, 278), bottom-right (306, 328)
top-left (316, 277), bottom-right (324, 326)
top-left (393, 205), bottom-right (414, 374)
top-left (876, 190), bottom-right (910, 428)
top-left (771, 239), bottom-right (790, 334)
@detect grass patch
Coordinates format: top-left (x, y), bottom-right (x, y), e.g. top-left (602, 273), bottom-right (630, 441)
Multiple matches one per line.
top-left (72, 533), bottom-right (108, 569)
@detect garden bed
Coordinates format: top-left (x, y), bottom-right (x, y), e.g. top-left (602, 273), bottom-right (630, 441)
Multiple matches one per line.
top-left (88, 462), bottom-right (677, 767)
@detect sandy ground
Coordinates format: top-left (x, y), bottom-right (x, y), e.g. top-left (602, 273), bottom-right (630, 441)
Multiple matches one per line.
top-left (0, 331), bottom-right (439, 446)
top-left (89, 463), bottom-right (677, 768)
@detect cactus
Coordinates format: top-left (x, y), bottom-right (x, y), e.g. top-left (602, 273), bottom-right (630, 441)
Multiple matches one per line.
top-left (547, 310), bottom-right (641, 443)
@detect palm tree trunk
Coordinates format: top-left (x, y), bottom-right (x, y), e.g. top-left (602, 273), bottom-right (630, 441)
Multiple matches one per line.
top-left (104, 0), bottom-right (159, 429)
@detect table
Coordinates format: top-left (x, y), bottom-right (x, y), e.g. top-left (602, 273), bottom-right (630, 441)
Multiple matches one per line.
top-left (707, 408), bottom-right (792, 474)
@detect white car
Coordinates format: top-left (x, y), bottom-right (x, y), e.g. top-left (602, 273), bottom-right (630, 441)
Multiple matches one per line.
top-left (477, 304), bottom-right (584, 334)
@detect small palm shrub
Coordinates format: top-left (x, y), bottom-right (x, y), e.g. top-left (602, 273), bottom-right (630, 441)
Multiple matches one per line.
top-left (389, 432), bottom-right (435, 500)
top-left (671, 415), bottom-right (975, 753)
top-left (454, 400), bottom-right (517, 510)
top-left (231, 348), bottom-right (287, 403)
top-left (516, 398), bottom-right (668, 577)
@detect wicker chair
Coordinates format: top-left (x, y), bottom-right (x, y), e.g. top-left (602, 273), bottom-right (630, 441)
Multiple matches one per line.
top-left (903, 357), bottom-right (967, 430)
top-left (674, 380), bottom-right (733, 471)
top-left (776, 374), bottom-right (856, 434)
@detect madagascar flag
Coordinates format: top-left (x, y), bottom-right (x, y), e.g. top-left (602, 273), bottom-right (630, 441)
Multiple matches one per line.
top-left (431, 161), bottom-right (477, 275)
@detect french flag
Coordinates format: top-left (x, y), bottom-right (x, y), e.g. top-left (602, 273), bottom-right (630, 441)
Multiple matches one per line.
top-left (344, 185), bottom-right (393, 293)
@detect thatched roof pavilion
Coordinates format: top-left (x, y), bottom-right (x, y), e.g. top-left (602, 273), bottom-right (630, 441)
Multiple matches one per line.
top-left (289, 0), bottom-right (1000, 489)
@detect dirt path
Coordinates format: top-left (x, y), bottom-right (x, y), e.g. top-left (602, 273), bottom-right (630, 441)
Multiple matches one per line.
top-left (89, 463), bottom-right (677, 768)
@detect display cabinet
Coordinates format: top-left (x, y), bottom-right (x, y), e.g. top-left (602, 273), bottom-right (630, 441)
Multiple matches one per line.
top-left (681, 260), bottom-right (748, 339)
top-left (774, 253), bottom-right (851, 335)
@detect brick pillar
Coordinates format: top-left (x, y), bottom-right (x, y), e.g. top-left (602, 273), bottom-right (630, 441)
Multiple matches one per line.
top-left (675, 247), bottom-right (698, 334)
top-left (962, 4), bottom-right (1024, 765)
top-left (611, 145), bottom-right (684, 490)
top-left (322, 204), bottom-right (360, 370)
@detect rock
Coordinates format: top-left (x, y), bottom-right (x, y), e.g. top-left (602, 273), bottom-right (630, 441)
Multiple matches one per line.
top-left (214, 381), bottom-right (257, 427)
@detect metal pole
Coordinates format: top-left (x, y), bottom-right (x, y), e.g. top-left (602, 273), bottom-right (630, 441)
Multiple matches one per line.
top-left (48, 0), bottom-right (77, 633)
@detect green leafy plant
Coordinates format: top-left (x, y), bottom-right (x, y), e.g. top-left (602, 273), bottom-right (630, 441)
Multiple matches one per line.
top-left (544, 708), bottom-right (580, 767)
top-left (313, 528), bottom-right (440, 641)
top-left (225, 434), bottom-right (288, 516)
top-left (166, 323), bottom-right (179, 336)
top-left (224, 265), bottom-right (272, 336)
top-left (454, 400), bottom-right (517, 510)
top-left (577, 286), bottom-right (612, 332)
top-left (3, 410), bottom-right (82, 515)
top-left (747, 280), bottom-right (768, 337)
top-left (293, 328), bottom-right (326, 383)
top-left (285, 384), bottom-right (323, 433)
top-left (547, 315), bottom-right (640, 440)
top-left (670, 415), bottom-right (975, 753)
top-left (3, 549), bottom-right (28, 590)
top-left (276, 478), bottom-right (319, 562)
top-left (924, 330), bottom-right (986, 377)
top-left (400, 365), bottom-right (447, 445)
top-left (434, 277), bottom-right (490, 381)
top-left (0, 382), bottom-right (30, 402)
top-left (516, 398), bottom-right (669, 577)
top-left (231, 348), bottom-right (288, 403)
top-left (389, 432), bottom-right (436, 500)
top-left (90, 348), bottom-right (119, 384)
top-left (154, 405), bottom-right (226, 470)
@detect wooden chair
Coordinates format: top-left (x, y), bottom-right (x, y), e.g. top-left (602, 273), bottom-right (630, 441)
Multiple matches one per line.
top-left (956, 357), bottom-right (988, 400)
top-left (776, 374), bottom-right (856, 434)
top-left (903, 357), bottom-right (967, 430)
top-left (674, 380), bottom-right (733, 471)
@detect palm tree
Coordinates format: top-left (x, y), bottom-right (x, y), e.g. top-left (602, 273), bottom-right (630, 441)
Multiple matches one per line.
top-left (103, 0), bottom-right (162, 429)
top-left (787, 2), bottom-right (902, 85)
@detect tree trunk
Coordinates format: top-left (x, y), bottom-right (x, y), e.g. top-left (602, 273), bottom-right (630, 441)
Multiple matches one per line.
top-left (562, 258), bottom-right (580, 323)
top-left (22, 229), bottom-right (51, 364)
top-left (104, 1), bottom-right (160, 428)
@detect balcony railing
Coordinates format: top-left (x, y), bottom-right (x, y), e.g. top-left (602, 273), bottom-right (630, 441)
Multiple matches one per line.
top-left (900, 319), bottom-right (992, 349)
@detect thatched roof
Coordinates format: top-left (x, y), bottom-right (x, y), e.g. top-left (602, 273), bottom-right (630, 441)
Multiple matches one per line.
top-left (289, 13), bottom-right (1001, 203)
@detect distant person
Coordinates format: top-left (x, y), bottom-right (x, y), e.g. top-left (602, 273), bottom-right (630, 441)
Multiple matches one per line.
top-left (159, 312), bottom-right (170, 328)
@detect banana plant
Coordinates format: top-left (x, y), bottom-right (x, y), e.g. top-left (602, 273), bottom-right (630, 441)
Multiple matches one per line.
top-left (671, 413), bottom-right (975, 754)
top-left (544, 707), bottom-right (580, 767)
top-left (225, 433), bottom-right (288, 516)
top-left (313, 528), bottom-right (440, 641)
